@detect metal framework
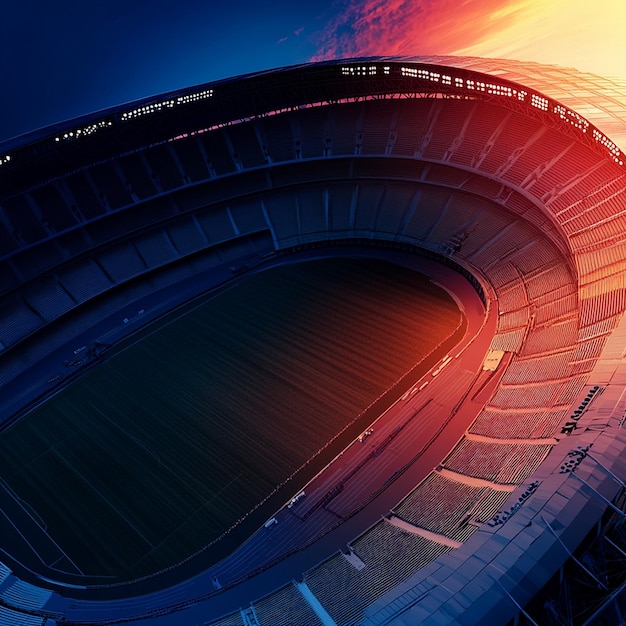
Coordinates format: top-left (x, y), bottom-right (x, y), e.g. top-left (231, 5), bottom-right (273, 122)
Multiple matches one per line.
top-left (1, 60), bottom-right (623, 200)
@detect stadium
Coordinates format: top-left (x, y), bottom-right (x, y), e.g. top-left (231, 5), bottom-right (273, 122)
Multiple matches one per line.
top-left (1, 55), bottom-right (626, 625)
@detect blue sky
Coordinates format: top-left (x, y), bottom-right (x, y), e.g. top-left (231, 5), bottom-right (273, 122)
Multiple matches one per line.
top-left (0, 0), bottom-right (331, 142)
top-left (2, 0), bottom-right (624, 145)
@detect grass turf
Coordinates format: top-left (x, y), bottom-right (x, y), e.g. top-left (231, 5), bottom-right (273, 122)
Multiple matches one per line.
top-left (0, 257), bottom-right (463, 580)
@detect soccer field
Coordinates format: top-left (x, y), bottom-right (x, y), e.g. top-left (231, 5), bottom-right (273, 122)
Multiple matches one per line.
top-left (0, 257), bottom-right (464, 581)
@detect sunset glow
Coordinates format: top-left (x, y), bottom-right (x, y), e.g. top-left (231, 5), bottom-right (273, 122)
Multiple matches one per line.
top-left (3, 6), bottom-right (626, 620)
top-left (312, 0), bottom-right (626, 80)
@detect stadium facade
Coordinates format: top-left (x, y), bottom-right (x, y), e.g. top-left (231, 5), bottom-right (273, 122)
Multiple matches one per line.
top-left (1, 56), bottom-right (626, 625)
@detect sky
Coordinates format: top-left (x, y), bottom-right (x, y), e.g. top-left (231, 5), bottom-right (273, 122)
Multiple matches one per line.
top-left (1, 0), bottom-right (624, 144)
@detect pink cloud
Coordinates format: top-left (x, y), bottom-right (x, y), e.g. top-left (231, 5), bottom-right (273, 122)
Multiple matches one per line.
top-left (309, 0), bottom-right (626, 83)
top-left (294, 26), bottom-right (305, 36)
top-left (277, 36), bottom-right (289, 45)
top-left (310, 0), bottom-right (516, 61)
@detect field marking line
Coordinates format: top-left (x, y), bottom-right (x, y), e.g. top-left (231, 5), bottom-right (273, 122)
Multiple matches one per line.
top-left (1, 478), bottom-right (47, 530)
top-left (0, 506), bottom-right (84, 576)
top-left (48, 446), bottom-right (155, 549)
top-left (129, 471), bottom-right (245, 569)
top-left (4, 426), bottom-right (87, 482)
top-left (0, 480), bottom-right (84, 575)
top-left (87, 402), bottom-right (212, 505)
top-left (0, 508), bottom-right (46, 565)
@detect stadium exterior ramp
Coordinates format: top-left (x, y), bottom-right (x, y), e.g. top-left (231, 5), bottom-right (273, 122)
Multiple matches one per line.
top-left (1, 56), bottom-right (626, 625)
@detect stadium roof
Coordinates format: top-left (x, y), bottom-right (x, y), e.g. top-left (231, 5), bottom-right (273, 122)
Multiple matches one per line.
top-left (409, 55), bottom-right (626, 153)
top-left (1, 56), bottom-right (625, 191)
top-left (1, 55), bottom-right (626, 625)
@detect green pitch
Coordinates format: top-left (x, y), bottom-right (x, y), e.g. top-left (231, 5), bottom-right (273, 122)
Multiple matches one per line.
top-left (0, 257), bottom-right (464, 581)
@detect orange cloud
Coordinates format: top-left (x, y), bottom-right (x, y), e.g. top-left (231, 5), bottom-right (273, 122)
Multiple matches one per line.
top-left (454, 0), bottom-right (626, 80)
top-left (311, 0), bottom-right (514, 61)
top-left (311, 0), bottom-right (626, 80)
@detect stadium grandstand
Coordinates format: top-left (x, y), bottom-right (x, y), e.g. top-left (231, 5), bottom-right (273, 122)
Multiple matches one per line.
top-left (1, 55), bottom-right (626, 625)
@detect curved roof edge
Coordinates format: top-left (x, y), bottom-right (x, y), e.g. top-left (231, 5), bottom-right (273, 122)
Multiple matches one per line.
top-left (407, 55), bottom-right (626, 156)
top-left (1, 56), bottom-right (624, 179)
